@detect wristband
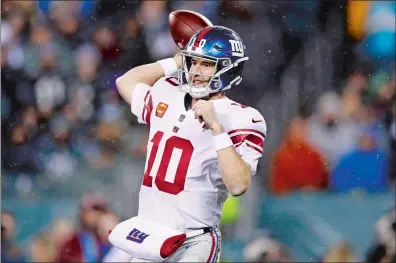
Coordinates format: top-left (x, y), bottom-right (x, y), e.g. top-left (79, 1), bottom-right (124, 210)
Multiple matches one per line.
top-left (157, 58), bottom-right (178, 76)
top-left (213, 132), bottom-right (233, 151)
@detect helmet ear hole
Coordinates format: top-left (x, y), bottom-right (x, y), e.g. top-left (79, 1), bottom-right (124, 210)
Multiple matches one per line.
top-left (222, 60), bottom-right (230, 67)
top-left (228, 61), bottom-right (245, 80)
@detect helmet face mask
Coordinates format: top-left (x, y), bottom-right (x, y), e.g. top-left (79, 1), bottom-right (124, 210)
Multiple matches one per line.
top-left (178, 51), bottom-right (224, 98)
top-left (178, 26), bottom-right (249, 99)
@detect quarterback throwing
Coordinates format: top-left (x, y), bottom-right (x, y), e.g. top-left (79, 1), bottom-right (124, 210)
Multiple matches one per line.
top-left (116, 26), bottom-right (267, 262)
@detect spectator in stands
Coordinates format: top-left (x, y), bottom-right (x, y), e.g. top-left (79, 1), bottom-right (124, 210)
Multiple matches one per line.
top-left (23, 21), bottom-right (73, 79)
top-left (91, 22), bottom-right (124, 91)
top-left (270, 117), bottom-right (328, 195)
top-left (38, 0), bottom-right (96, 21)
top-left (322, 241), bottom-right (357, 262)
top-left (50, 217), bottom-right (75, 251)
top-left (366, 207), bottom-right (396, 263)
top-left (88, 99), bottom-right (124, 169)
top-left (330, 130), bottom-right (389, 193)
top-left (129, 130), bottom-right (149, 158)
top-left (49, 2), bottom-right (89, 49)
top-left (1, 11), bottom-right (26, 70)
top-left (390, 99), bottom-right (396, 183)
top-left (341, 71), bottom-right (393, 150)
top-left (29, 231), bottom-right (56, 262)
top-left (243, 234), bottom-right (293, 262)
top-left (366, 72), bottom-right (395, 120)
top-left (138, 0), bottom-right (178, 60)
top-left (116, 15), bottom-right (152, 72)
top-left (21, 107), bottom-right (39, 137)
top-left (69, 43), bottom-right (102, 123)
top-left (55, 192), bottom-right (109, 262)
top-left (1, 210), bottom-right (26, 262)
top-left (306, 91), bottom-right (362, 166)
top-left (361, 72), bottom-right (395, 153)
top-left (97, 212), bottom-right (120, 253)
top-left (3, 123), bottom-right (41, 174)
top-left (1, 11), bottom-right (35, 120)
top-left (97, 212), bottom-right (133, 262)
top-left (36, 115), bottom-right (80, 181)
top-left (92, 22), bottom-right (123, 64)
top-left (358, 1), bottom-right (395, 72)
top-left (340, 71), bottom-right (370, 122)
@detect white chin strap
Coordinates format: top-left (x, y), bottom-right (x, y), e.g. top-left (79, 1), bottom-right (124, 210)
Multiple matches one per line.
top-left (179, 84), bottom-right (210, 99)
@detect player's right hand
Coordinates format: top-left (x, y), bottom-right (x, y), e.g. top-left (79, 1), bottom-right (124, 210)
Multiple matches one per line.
top-left (192, 100), bottom-right (223, 135)
top-left (173, 52), bottom-right (182, 69)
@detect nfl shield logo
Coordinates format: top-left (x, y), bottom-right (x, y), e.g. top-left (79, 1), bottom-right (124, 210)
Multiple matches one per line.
top-left (178, 114), bottom-right (185, 122)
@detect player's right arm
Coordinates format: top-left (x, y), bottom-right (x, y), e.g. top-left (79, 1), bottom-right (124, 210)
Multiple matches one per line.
top-left (116, 62), bottom-right (164, 105)
top-left (115, 53), bottom-right (181, 105)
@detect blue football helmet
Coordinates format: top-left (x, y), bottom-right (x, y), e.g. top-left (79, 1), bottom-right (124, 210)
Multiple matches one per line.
top-left (178, 26), bottom-right (249, 98)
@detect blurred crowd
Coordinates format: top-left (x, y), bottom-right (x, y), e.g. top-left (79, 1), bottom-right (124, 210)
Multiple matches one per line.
top-left (1, 0), bottom-right (395, 263)
top-left (2, 192), bottom-right (129, 262)
top-left (267, 1), bottom-right (395, 195)
top-left (269, 70), bottom-right (395, 195)
top-left (2, 197), bottom-right (395, 263)
top-left (1, 0), bottom-right (171, 184)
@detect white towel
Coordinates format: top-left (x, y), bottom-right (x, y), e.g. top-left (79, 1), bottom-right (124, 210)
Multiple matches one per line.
top-left (108, 217), bottom-right (186, 262)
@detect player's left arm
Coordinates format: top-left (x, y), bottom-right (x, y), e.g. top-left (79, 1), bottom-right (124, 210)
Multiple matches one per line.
top-left (193, 101), bottom-right (266, 196)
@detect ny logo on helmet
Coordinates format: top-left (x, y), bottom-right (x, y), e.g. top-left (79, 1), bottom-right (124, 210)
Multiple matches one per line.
top-left (229, 40), bottom-right (244, 57)
top-left (126, 228), bottom-right (150, 244)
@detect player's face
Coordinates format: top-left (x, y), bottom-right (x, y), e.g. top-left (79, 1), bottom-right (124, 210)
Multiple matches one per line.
top-left (188, 57), bottom-right (216, 86)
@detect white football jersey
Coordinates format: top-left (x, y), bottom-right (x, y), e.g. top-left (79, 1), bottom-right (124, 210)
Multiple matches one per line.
top-left (131, 77), bottom-right (267, 231)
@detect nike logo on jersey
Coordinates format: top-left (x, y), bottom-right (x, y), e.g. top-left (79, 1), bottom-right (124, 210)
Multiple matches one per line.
top-left (252, 118), bottom-right (262, 123)
top-left (183, 241), bottom-right (199, 250)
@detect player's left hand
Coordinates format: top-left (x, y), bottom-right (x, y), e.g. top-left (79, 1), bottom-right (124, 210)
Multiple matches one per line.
top-left (192, 100), bottom-right (223, 133)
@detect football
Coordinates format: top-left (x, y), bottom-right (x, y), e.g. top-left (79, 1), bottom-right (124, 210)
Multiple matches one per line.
top-left (169, 10), bottom-right (213, 49)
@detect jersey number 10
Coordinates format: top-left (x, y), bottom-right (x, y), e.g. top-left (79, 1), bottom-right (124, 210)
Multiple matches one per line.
top-left (142, 131), bottom-right (194, 195)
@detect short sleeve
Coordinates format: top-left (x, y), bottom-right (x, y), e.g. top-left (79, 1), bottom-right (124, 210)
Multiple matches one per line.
top-left (228, 112), bottom-right (267, 176)
top-left (131, 83), bottom-right (153, 124)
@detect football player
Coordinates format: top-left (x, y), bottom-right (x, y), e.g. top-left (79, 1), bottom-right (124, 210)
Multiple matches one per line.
top-left (116, 25), bottom-right (267, 262)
